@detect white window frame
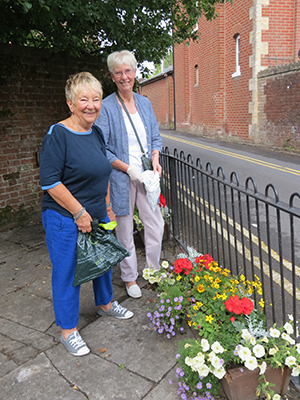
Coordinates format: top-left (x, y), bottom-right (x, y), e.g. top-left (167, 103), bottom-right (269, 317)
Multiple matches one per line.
top-left (232, 34), bottom-right (241, 78)
top-left (194, 64), bottom-right (199, 87)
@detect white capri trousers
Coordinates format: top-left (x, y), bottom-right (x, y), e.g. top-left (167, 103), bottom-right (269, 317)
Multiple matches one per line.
top-left (115, 180), bottom-right (164, 283)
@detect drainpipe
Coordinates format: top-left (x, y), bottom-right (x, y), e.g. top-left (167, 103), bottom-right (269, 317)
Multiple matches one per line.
top-left (172, 44), bottom-right (176, 130)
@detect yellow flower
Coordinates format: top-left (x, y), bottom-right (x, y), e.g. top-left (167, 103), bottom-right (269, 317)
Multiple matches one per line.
top-left (197, 284), bottom-right (205, 293)
top-left (193, 305), bottom-right (199, 311)
top-left (257, 288), bottom-right (263, 295)
top-left (205, 315), bottom-right (214, 324)
top-left (195, 276), bottom-right (200, 282)
top-left (176, 275), bottom-right (182, 281)
top-left (259, 298), bottom-right (265, 308)
top-left (221, 293), bottom-right (227, 300)
top-left (193, 322), bottom-right (197, 326)
top-left (240, 274), bottom-right (245, 281)
top-left (188, 320), bottom-right (192, 327)
top-left (196, 302), bottom-right (203, 307)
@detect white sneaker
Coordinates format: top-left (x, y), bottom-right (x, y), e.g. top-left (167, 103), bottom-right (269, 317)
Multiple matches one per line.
top-left (126, 284), bottom-right (142, 298)
top-left (60, 331), bottom-right (90, 356)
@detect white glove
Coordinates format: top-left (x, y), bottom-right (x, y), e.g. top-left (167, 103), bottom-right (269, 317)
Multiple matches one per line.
top-left (127, 166), bottom-right (143, 183)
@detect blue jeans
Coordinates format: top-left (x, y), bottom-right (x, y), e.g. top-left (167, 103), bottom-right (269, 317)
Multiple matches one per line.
top-left (42, 209), bottom-right (113, 329)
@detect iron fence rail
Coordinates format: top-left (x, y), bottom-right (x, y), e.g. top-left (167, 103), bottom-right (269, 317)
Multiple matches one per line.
top-left (161, 147), bottom-right (300, 328)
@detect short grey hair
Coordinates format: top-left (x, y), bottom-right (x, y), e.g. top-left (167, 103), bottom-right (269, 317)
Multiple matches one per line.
top-left (107, 50), bottom-right (137, 74)
top-left (65, 72), bottom-right (103, 104)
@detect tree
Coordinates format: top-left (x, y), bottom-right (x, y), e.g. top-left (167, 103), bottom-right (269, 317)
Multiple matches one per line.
top-left (0, 0), bottom-right (232, 64)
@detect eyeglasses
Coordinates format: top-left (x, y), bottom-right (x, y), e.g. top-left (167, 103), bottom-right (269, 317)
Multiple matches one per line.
top-left (114, 69), bottom-right (135, 78)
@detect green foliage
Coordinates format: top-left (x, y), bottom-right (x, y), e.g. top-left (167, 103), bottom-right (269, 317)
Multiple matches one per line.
top-left (0, 0), bottom-right (232, 62)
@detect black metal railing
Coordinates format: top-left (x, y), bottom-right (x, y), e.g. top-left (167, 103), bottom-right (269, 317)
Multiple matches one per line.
top-left (161, 147), bottom-right (300, 328)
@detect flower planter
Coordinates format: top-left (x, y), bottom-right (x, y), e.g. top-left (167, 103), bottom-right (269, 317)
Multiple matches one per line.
top-left (221, 365), bottom-right (291, 400)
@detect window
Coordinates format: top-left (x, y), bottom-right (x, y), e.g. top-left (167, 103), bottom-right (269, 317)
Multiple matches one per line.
top-left (194, 64), bottom-right (199, 87)
top-left (232, 34), bottom-right (241, 77)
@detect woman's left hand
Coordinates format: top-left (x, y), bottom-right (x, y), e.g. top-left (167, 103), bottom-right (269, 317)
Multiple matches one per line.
top-left (151, 154), bottom-right (162, 177)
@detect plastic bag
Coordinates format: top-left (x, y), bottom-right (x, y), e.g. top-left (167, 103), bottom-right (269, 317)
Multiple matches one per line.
top-left (142, 170), bottom-right (161, 212)
top-left (73, 219), bottom-right (130, 286)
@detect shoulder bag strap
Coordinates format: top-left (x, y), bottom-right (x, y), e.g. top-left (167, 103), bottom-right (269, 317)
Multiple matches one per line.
top-left (116, 92), bottom-right (146, 155)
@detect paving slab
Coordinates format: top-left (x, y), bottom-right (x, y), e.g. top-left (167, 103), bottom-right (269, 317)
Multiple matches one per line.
top-left (82, 289), bottom-right (193, 383)
top-left (0, 352), bottom-right (85, 400)
top-left (46, 347), bottom-right (153, 400)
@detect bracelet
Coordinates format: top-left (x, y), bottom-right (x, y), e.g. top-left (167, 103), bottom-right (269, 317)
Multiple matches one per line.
top-left (106, 202), bottom-right (112, 209)
top-left (73, 207), bottom-right (84, 217)
top-left (152, 151), bottom-right (159, 157)
top-left (73, 207), bottom-right (86, 220)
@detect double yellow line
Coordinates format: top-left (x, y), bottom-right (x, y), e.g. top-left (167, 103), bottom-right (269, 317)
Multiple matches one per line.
top-left (161, 133), bottom-right (300, 177)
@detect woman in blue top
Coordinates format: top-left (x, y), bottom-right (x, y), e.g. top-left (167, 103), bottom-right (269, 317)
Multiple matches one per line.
top-left (96, 51), bottom-right (164, 299)
top-left (40, 72), bottom-right (133, 357)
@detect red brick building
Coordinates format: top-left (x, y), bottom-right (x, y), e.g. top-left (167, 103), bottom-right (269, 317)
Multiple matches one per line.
top-left (141, 0), bottom-right (300, 145)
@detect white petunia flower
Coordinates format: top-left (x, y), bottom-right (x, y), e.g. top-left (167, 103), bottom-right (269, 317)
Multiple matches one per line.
top-left (284, 322), bottom-right (294, 335)
top-left (238, 346), bottom-right (252, 361)
top-left (288, 314), bottom-right (294, 322)
top-left (285, 356), bottom-right (297, 367)
top-left (211, 341), bottom-right (225, 354)
top-left (241, 329), bottom-right (252, 342)
top-left (143, 269), bottom-right (151, 279)
top-left (270, 327), bottom-right (280, 338)
top-left (161, 261), bottom-right (169, 269)
top-left (212, 366), bottom-right (226, 379)
top-left (253, 344), bottom-right (265, 358)
top-left (210, 356), bottom-right (222, 369)
top-left (296, 344), bottom-right (300, 354)
top-left (292, 365), bottom-right (300, 376)
top-left (291, 365), bottom-right (300, 377)
top-left (244, 356), bottom-right (258, 371)
top-left (261, 336), bottom-right (269, 343)
top-left (185, 356), bottom-right (194, 367)
top-left (149, 276), bottom-right (159, 284)
top-left (195, 363), bottom-right (210, 377)
top-left (282, 332), bottom-right (295, 345)
top-left (250, 336), bottom-right (256, 345)
top-left (201, 338), bottom-right (210, 352)
top-left (273, 394), bottom-right (281, 400)
top-left (269, 348), bottom-right (277, 355)
top-left (259, 361), bottom-right (267, 375)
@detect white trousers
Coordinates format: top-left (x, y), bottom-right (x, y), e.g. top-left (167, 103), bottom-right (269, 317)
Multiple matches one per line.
top-left (116, 180), bottom-right (164, 283)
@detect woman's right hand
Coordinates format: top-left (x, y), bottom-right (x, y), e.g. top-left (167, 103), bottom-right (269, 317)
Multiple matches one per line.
top-left (75, 211), bottom-right (93, 233)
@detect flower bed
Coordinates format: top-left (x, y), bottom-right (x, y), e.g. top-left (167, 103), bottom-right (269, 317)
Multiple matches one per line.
top-left (143, 248), bottom-right (300, 400)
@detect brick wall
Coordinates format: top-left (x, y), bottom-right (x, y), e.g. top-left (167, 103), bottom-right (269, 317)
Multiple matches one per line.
top-left (258, 62), bottom-right (300, 149)
top-left (139, 71), bottom-right (174, 129)
top-left (0, 44), bottom-right (108, 227)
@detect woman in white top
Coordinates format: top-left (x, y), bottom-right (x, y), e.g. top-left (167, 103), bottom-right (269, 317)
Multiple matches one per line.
top-left (96, 50), bottom-right (164, 299)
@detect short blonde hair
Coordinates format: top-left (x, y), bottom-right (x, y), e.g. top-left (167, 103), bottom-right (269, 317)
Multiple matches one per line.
top-left (65, 72), bottom-right (103, 104)
top-left (107, 50), bottom-right (137, 74)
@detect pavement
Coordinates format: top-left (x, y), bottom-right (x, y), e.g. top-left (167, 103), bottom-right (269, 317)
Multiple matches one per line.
top-left (0, 216), bottom-right (195, 400)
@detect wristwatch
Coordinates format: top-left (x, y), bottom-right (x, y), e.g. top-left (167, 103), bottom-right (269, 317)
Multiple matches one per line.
top-left (106, 202), bottom-right (112, 209)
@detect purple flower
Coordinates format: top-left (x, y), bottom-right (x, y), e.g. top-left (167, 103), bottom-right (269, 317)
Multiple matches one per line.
top-left (180, 371), bottom-right (185, 377)
top-left (166, 334), bottom-right (171, 339)
top-left (179, 296), bottom-right (183, 302)
top-left (181, 394), bottom-right (187, 400)
top-left (206, 383), bottom-right (212, 389)
top-left (196, 382), bottom-right (202, 390)
top-left (180, 327), bottom-right (184, 331)
top-left (176, 353), bottom-right (181, 359)
top-left (160, 299), bottom-right (164, 304)
top-left (147, 312), bottom-right (151, 318)
top-left (171, 331), bottom-right (176, 336)
top-left (166, 298), bottom-right (170, 303)
top-left (169, 379), bottom-right (173, 385)
top-left (174, 297), bottom-right (179, 302)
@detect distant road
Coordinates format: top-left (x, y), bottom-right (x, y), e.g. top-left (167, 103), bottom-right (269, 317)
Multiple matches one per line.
top-left (161, 129), bottom-right (300, 205)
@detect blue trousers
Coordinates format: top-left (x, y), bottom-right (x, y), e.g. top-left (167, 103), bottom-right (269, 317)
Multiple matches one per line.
top-left (42, 209), bottom-right (113, 329)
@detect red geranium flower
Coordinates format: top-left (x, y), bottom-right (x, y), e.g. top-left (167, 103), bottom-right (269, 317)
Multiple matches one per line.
top-left (225, 295), bottom-right (254, 316)
top-left (174, 258), bottom-right (193, 275)
top-left (159, 194), bottom-right (166, 208)
top-left (195, 254), bottom-right (214, 269)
